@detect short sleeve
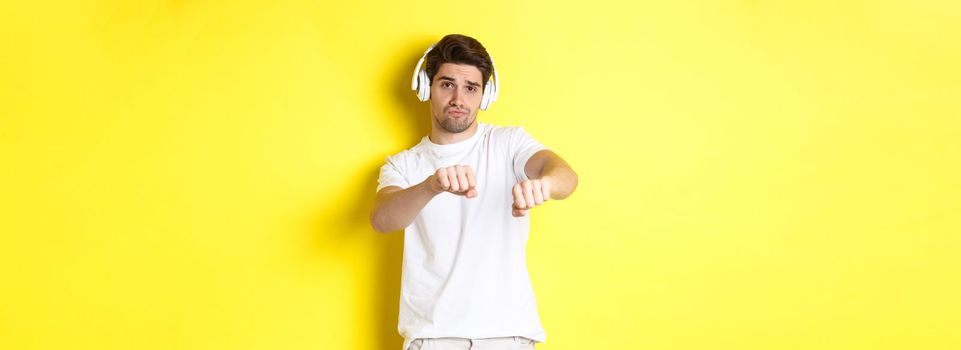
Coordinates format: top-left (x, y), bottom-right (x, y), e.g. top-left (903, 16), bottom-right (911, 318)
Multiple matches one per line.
top-left (376, 155), bottom-right (409, 192)
top-left (510, 126), bottom-right (549, 182)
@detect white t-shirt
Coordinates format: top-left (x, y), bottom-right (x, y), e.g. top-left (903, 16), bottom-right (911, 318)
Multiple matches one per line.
top-left (376, 122), bottom-right (549, 350)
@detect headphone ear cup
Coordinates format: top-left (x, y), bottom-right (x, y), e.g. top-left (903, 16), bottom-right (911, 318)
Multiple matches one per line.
top-left (480, 80), bottom-right (493, 110)
top-left (418, 70), bottom-right (430, 102)
top-left (491, 74), bottom-right (498, 103)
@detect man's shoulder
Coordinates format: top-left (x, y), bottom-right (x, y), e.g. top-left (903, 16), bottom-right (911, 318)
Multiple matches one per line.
top-left (384, 147), bottom-right (419, 163)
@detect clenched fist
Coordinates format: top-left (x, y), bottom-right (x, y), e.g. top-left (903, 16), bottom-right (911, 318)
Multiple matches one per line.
top-left (512, 178), bottom-right (551, 217)
top-left (426, 165), bottom-right (478, 198)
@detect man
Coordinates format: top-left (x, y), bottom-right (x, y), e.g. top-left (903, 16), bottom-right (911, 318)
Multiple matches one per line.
top-left (370, 34), bottom-right (578, 350)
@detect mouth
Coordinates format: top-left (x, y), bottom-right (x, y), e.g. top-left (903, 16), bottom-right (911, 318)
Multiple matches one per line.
top-left (448, 109), bottom-right (467, 117)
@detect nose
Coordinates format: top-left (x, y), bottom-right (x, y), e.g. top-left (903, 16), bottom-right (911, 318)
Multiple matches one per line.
top-left (448, 88), bottom-right (463, 107)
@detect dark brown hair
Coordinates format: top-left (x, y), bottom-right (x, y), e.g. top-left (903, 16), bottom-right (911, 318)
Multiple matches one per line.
top-left (424, 34), bottom-right (494, 88)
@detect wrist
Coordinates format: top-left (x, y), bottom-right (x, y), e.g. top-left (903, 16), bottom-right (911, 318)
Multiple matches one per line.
top-left (537, 175), bottom-right (555, 199)
top-left (423, 175), bottom-right (443, 195)
top-left (538, 174), bottom-right (554, 187)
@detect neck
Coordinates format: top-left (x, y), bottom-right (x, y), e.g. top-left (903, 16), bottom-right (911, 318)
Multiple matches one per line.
top-left (429, 121), bottom-right (479, 145)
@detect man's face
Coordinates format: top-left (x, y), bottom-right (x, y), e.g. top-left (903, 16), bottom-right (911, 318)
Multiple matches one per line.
top-left (429, 63), bottom-right (484, 134)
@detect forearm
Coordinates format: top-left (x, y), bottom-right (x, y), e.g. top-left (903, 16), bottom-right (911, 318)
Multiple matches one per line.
top-left (370, 178), bottom-right (441, 233)
top-left (538, 158), bottom-right (578, 200)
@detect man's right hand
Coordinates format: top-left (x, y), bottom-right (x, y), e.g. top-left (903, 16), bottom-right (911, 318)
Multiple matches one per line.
top-left (425, 165), bottom-right (478, 198)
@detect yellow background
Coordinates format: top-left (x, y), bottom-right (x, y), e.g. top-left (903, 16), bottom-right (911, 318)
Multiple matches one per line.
top-left (2, 1), bottom-right (959, 349)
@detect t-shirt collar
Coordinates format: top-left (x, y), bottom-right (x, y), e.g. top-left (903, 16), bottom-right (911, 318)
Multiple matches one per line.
top-left (420, 122), bottom-right (487, 157)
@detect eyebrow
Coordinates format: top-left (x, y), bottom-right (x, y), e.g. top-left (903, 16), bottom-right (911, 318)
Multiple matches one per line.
top-left (438, 75), bottom-right (481, 87)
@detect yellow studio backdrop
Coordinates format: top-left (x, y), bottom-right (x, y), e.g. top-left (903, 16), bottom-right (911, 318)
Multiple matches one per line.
top-left (1, 0), bottom-right (959, 349)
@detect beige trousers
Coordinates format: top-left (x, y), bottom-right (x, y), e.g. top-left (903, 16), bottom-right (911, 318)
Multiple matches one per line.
top-left (407, 336), bottom-right (536, 350)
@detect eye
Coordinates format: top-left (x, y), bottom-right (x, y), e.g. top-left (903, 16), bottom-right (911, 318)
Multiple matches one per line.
top-left (441, 82), bottom-right (453, 89)
top-left (467, 86), bottom-right (477, 93)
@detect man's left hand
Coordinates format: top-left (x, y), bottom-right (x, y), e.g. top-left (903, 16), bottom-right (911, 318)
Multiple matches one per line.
top-left (512, 177), bottom-right (552, 217)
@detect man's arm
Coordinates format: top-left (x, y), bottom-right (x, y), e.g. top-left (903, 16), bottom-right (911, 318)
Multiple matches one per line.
top-left (369, 165), bottom-right (477, 233)
top-left (512, 149), bottom-right (578, 217)
top-left (525, 149), bottom-right (578, 199)
top-left (369, 182), bottom-right (438, 233)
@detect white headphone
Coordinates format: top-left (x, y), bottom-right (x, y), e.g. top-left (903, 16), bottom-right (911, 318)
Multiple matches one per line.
top-left (410, 43), bottom-right (500, 111)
